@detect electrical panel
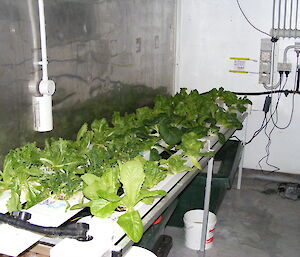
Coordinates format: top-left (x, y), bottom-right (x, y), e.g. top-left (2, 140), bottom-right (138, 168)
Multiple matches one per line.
top-left (259, 39), bottom-right (272, 85)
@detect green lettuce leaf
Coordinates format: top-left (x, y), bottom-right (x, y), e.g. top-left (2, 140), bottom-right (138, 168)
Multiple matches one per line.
top-left (118, 158), bottom-right (145, 208)
top-left (90, 199), bottom-right (120, 218)
top-left (117, 210), bottom-right (143, 243)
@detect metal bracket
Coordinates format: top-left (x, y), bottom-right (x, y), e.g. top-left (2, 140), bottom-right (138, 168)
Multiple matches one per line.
top-left (199, 140), bottom-right (214, 255)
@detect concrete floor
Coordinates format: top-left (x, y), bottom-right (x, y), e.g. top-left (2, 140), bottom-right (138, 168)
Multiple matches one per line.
top-left (165, 169), bottom-right (300, 257)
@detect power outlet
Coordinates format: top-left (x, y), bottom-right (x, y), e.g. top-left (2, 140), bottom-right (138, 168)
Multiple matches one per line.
top-left (259, 73), bottom-right (271, 84)
top-left (259, 63), bottom-right (271, 73)
top-left (259, 38), bottom-right (273, 85)
top-left (277, 62), bottom-right (292, 72)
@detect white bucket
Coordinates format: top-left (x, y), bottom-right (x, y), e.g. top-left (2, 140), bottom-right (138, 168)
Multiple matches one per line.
top-left (124, 246), bottom-right (157, 257)
top-left (183, 209), bottom-right (217, 250)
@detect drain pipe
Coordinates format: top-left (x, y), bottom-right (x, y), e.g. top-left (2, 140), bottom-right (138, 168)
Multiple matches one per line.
top-left (32, 0), bottom-right (55, 132)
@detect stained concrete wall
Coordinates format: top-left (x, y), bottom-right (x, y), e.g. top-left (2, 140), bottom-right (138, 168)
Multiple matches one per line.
top-left (0, 0), bottom-right (176, 162)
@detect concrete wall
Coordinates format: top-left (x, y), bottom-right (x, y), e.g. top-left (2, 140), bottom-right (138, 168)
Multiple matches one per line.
top-left (0, 0), bottom-right (176, 162)
top-left (176, 0), bottom-right (300, 174)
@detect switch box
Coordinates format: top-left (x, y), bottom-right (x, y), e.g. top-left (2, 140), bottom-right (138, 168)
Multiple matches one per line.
top-left (259, 63), bottom-right (271, 73)
top-left (277, 62), bottom-right (292, 72)
top-left (259, 73), bottom-right (271, 84)
top-left (260, 51), bottom-right (272, 62)
top-left (259, 38), bottom-right (273, 85)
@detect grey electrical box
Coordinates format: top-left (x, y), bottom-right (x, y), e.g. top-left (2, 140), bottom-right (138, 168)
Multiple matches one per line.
top-left (259, 38), bottom-right (272, 85)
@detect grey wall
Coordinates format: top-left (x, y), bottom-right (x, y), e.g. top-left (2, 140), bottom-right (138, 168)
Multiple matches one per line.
top-left (0, 0), bottom-right (176, 162)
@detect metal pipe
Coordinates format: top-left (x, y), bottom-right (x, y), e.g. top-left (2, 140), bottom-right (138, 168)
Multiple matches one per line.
top-left (296, 0), bottom-right (299, 30)
top-left (199, 157), bottom-right (214, 253)
top-left (272, 0), bottom-right (276, 32)
top-left (237, 113), bottom-right (249, 190)
top-left (283, 44), bottom-right (297, 62)
top-left (38, 0), bottom-right (48, 81)
top-left (284, 0), bottom-right (288, 30)
top-left (278, 0), bottom-right (282, 29)
top-left (290, 0), bottom-right (293, 31)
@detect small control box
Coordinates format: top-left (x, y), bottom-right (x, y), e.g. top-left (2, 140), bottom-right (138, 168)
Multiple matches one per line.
top-left (259, 38), bottom-right (273, 85)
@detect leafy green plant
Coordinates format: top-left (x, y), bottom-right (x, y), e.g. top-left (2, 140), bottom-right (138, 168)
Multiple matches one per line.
top-left (0, 87), bottom-right (251, 241)
top-left (72, 157), bottom-right (166, 242)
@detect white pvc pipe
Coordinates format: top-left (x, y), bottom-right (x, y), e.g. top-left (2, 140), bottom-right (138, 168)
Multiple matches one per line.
top-left (278, 0), bottom-right (282, 29)
top-left (35, 0), bottom-right (54, 132)
top-left (289, 0), bottom-right (293, 37)
top-left (272, 0), bottom-right (276, 33)
top-left (296, 0), bottom-right (299, 30)
top-left (38, 0), bottom-right (48, 81)
top-left (290, 0), bottom-right (293, 32)
top-left (283, 44), bottom-right (297, 62)
top-left (27, 0), bottom-right (40, 95)
top-left (284, 0), bottom-right (287, 30)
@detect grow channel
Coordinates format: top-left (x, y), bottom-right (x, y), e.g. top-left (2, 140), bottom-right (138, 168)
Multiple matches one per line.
top-left (0, 88), bottom-right (251, 256)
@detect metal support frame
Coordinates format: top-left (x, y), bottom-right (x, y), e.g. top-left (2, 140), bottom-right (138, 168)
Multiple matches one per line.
top-left (198, 156), bottom-right (214, 256)
top-left (237, 113), bottom-right (249, 190)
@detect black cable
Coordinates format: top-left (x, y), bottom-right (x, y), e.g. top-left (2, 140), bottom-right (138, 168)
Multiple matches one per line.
top-left (256, 71), bottom-right (290, 173)
top-left (230, 135), bottom-right (242, 142)
top-left (257, 117), bottom-right (280, 173)
top-left (271, 55), bottom-right (299, 130)
top-left (232, 90), bottom-right (299, 95)
top-left (0, 213), bottom-right (91, 240)
top-left (245, 113), bottom-right (267, 145)
top-left (271, 72), bottom-right (289, 125)
top-left (236, 0), bottom-right (272, 37)
top-left (242, 74), bottom-right (286, 145)
top-left (296, 65), bottom-right (300, 91)
top-left (257, 97), bottom-right (283, 172)
top-left (202, 90), bottom-right (300, 96)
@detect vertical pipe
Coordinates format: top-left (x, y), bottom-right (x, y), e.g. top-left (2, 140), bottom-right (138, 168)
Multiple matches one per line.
top-left (272, 0), bottom-right (276, 37)
top-left (296, 0), bottom-right (299, 30)
top-left (278, 0), bottom-right (282, 28)
top-left (237, 114), bottom-right (249, 190)
top-left (284, 0), bottom-right (287, 30)
top-left (199, 157), bottom-right (214, 254)
top-left (27, 0), bottom-right (40, 95)
top-left (38, 0), bottom-right (48, 81)
top-left (290, 0), bottom-right (293, 37)
top-left (174, 0), bottom-right (182, 94)
top-left (290, 0), bottom-right (293, 30)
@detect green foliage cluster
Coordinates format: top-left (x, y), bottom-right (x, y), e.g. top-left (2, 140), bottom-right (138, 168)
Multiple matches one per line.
top-left (0, 88), bottom-right (251, 242)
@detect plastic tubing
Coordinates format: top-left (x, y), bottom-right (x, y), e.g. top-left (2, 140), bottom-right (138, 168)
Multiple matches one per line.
top-left (0, 213), bottom-right (89, 240)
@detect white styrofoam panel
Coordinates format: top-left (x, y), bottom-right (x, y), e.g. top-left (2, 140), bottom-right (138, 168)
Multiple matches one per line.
top-left (0, 193), bottom-right (84, 256)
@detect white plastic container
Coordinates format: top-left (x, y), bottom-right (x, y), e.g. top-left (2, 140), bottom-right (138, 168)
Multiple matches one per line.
top-left (183, 209), bottom-right (217, 250)
top-left (124, 246), bottom-right (157, 257)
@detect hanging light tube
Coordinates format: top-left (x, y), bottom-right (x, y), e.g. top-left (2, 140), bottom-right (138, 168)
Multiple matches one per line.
top-left (33, 0), bottom-right (55, 132)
